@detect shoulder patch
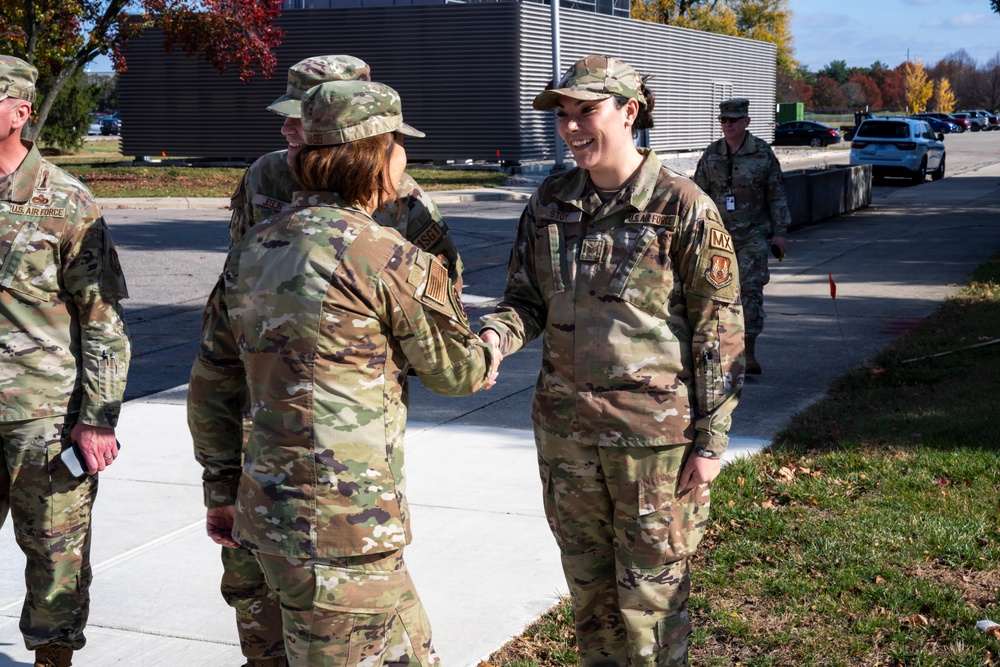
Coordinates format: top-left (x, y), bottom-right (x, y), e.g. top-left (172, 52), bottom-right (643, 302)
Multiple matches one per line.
top-left (705, 255), bottom-right (734, 290)
top-left (709, 228), bottom-right (734, 253)
top-left (422, 258), bottom-right (449, 306)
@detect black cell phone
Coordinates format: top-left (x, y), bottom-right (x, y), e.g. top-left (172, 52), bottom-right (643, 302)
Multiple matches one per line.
top-left (60, 440), bottom-right (122, 478)
top-left (771, 243), bottom-right (785, 260)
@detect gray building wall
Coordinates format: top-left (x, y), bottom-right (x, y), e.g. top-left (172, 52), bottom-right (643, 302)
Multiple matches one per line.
top-left (118, 2), bottom-right (775, 162)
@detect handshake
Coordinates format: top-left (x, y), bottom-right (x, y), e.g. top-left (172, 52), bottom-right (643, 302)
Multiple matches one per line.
top-left (479, 329), bottom-right (503, 390)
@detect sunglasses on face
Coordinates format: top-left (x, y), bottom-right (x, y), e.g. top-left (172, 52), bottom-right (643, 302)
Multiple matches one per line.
top-left (719, 116), bottom-right (746, 124)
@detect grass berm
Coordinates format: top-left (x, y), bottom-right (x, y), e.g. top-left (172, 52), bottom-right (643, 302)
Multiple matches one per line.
top-left (488, 255), bottom-right (1000, 667)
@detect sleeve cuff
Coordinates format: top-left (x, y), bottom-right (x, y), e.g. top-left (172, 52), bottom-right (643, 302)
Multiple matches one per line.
top-left (694, 433), bottom-right (729, 459)
top-left (204, 482), bottom-right (240, 508)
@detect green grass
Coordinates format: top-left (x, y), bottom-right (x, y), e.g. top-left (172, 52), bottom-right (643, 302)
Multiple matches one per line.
top-left (42, 140), bottom-right (510, 197)
top-left (488, 256), bottom-right (1000, 667)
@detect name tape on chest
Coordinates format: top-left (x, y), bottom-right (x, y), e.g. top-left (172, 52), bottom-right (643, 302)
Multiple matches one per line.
top-left (2, 203), bottom-right (66, 218)
top-left (251, 193), bottom-right (290, 212)
top-left (536, 207), bottom-right (583, 224)
top-left (709, 228), bottom-right (734, 253)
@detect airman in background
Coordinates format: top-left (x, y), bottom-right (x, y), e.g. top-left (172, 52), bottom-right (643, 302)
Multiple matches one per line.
top-left (694, 97), bottom-right (791, 374)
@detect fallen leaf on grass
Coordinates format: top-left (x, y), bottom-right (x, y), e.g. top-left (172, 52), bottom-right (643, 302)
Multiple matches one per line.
top-left (900, 613), bottom-right (930, 627)
top-left (875, 575), bottom-right (886, 585)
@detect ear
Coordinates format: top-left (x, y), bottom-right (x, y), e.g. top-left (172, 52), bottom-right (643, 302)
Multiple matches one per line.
top-left (624, 98), bottom-right (640, 127)
top-left (9, 101), bottom-right (32, 131)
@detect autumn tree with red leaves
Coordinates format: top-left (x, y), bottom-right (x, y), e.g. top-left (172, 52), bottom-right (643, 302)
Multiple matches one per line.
top-left (0, 0), bottom-right (284, 140)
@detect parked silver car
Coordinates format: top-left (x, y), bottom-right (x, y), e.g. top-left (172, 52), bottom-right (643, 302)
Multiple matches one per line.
top-left (951, 111), bottom-right (989, 131)
top-left (850, 117), bottom-right (945, 185)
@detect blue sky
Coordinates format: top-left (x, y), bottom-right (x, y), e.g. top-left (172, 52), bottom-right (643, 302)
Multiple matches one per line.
top-left (87, 0), bottom-right (1000, 74)
top-left (791, 0), bottom-right (1000, 71)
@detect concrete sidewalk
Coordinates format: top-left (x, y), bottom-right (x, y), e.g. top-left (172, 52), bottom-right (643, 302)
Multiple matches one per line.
top-left (3, 159), bottom-right (999, 667)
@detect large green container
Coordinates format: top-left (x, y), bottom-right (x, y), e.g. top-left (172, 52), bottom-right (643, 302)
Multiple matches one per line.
top-left (776, 102), bottom-right (804, 124)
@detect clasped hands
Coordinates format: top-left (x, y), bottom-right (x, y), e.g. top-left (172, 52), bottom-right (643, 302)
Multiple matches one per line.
top-left (480, 329), bottom-right (502, 390)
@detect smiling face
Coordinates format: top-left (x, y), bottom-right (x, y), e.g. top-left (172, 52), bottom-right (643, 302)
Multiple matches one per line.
top-left (555, 96), bottom-right (641, 188)
top-left (281, 116), bottom-right (305, 166)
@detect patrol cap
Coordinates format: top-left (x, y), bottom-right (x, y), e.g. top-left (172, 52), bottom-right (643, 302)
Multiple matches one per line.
top-left (301, 80), bottom-right (424, 146)
top-left (533, 54), bottom-right (646, 111)
top-left (267, 55), bottom-right (371, 118)
top-left (0, 55), bottom-right (37, 105)
top-left (719, 98), bottom-right (750, 118)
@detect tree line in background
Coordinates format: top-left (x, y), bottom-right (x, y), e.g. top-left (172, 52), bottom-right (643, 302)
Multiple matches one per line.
top-left (778, 51), bottom-right (1000, 115)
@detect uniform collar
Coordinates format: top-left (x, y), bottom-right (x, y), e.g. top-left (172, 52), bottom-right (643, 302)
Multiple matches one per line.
top-left (289, 189), bottom-right (364, 212)
top-left (7, 142), bottom-right (42, 204)
top-left (551, 148), bottom-right (661, 217)
top-left (726, 131), bottom-right (759, 157)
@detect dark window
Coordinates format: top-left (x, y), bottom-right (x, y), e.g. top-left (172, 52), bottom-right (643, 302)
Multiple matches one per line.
top-left (856, 121), bottom-right (910, 139)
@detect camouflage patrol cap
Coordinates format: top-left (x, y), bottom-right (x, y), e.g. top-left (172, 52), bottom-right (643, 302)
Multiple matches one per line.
top-left (719, 98), bottom-right (750, 118)
top-left (301, 80), bottom-right (424, 146)
top-left (267, 55), bottom-right (371, 118)
top-left (0, 55), bottom-right (37, 105)
top-left (533, 54), bottom-right (646, 111)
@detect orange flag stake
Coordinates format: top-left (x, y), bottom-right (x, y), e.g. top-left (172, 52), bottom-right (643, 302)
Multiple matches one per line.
top-left (829, 273), bottom-right (837, 300)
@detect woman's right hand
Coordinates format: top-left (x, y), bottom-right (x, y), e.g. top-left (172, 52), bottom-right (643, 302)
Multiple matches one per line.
top-left (480, 329), bottom-right (502, 389)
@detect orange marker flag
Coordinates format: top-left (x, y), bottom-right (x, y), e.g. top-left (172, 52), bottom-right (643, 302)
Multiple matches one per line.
top-left (829, 273), bottom-right (837, 300)
top-left (161, 150), bottom-right (167, 157)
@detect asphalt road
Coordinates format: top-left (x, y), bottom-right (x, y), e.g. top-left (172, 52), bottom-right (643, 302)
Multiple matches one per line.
top-left (112, 127), bottom-right (1000, 435)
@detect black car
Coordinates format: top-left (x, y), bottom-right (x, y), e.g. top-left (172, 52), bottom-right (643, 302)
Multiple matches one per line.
top-left (772, 120), bottom-right (842, 147)
top-left (100, 115), bottom-right (121, 136)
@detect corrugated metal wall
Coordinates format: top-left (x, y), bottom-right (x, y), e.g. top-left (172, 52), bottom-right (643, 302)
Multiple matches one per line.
top-left (516, 2), bottom-right (776, 160)
top-left (118, 1), bottom-right (775, 162)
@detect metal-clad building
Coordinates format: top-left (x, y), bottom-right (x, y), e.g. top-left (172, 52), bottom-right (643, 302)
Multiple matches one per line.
top-left (118, 1), bottom-right (775, 162)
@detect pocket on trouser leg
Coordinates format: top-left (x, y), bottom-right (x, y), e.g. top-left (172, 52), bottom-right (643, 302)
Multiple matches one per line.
top-left (632, 477), bottom-right (710, 569)
top-left (298, 563), bottom-right (411, 667)
top-left (655, 610), bottom-right (691, 667)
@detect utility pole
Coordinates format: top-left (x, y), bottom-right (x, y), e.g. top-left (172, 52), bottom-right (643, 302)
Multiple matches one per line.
top-left (551, 0), bottom-right (565, 173)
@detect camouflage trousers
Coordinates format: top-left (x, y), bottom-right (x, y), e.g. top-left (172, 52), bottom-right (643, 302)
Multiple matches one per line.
top-left (221, 545), bottom-right (287, 660)
top-left (535, 427), bottom-right (712, 667)
top-left (0, 415), bottom-right (96, 651)
top-left (735, 236), bottom-right (770, 338)
top-left (255, 549), bottom-right (440, 667)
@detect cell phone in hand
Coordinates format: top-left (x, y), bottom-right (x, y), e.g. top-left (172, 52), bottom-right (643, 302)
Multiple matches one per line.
top-left (60, 440), bottom-right (122, 478)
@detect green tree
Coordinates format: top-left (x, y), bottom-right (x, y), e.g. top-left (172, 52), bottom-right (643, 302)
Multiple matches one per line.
top-left (0, 0), bottom-right (284, 142)
top-left (38, 68), bottom-right (99, 153)
top-left (818, 59), bottom-right (849, 84)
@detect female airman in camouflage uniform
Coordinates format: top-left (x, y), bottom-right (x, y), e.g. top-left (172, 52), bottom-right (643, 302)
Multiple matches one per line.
top-left (480, 55), bottom-right (745, 666)
top-left (188, 80), bottom-right (493, 666)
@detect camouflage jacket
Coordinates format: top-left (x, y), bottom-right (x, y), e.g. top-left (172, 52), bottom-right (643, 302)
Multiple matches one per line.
top-left (188, 191), bottom-right (491, 559)
top-left (480, 150), bottom-right (744, 458)
top-left (228, 150), bottom-right (463, 281)
top-left (693, 132), bottom-right (792, 243)
top-left (0, 143), bottom-right (130, 426)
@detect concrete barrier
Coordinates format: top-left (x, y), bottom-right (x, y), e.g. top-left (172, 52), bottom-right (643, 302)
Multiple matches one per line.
top-left (784, 164), bottom-right (872, 229)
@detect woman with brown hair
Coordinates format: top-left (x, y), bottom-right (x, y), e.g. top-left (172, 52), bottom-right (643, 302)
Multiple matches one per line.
top-left (188, 80), bottom-right (493, 666)
top-left (480, 55), bottom-right (745, 665)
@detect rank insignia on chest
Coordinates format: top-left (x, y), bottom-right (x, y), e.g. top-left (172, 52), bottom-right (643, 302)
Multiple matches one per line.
top-left (580, 237), bottom-right (605, 262)
top-left (706, 255), bottom-right (734, 289)
top-left (709, 228), bottom-right (734, 253)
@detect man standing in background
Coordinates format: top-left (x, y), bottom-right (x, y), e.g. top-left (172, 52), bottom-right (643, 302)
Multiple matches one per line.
top-left (695, 98), bottom-right (791, 374)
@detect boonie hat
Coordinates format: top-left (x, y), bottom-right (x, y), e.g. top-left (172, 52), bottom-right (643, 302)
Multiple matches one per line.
top-left (0, 55), bottom-right (37, 105)
top-left (301, 80), bottom-right (424, 146)
top-left (533, 54), bottom-right (646, 111)
top-left (719, 98), bottom-right (750, 118)
top-left (267, 55), bottom-right (371, 118)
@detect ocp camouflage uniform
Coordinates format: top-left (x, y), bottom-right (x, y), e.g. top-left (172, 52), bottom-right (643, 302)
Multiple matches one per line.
top-left (229, 151), bottom-right (463, 283)
top-left (480, 148), bottom-right (744, 666)
top-left (693, 131), bottom-right (791, 338)
top-left (1, 143), bottom-right (130, 651)
top-left (188, 187), bottom-right (491, 665)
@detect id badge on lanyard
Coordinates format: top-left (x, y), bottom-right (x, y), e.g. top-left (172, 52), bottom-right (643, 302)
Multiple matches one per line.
top-left (725, 194), bottom-right (736, 211)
